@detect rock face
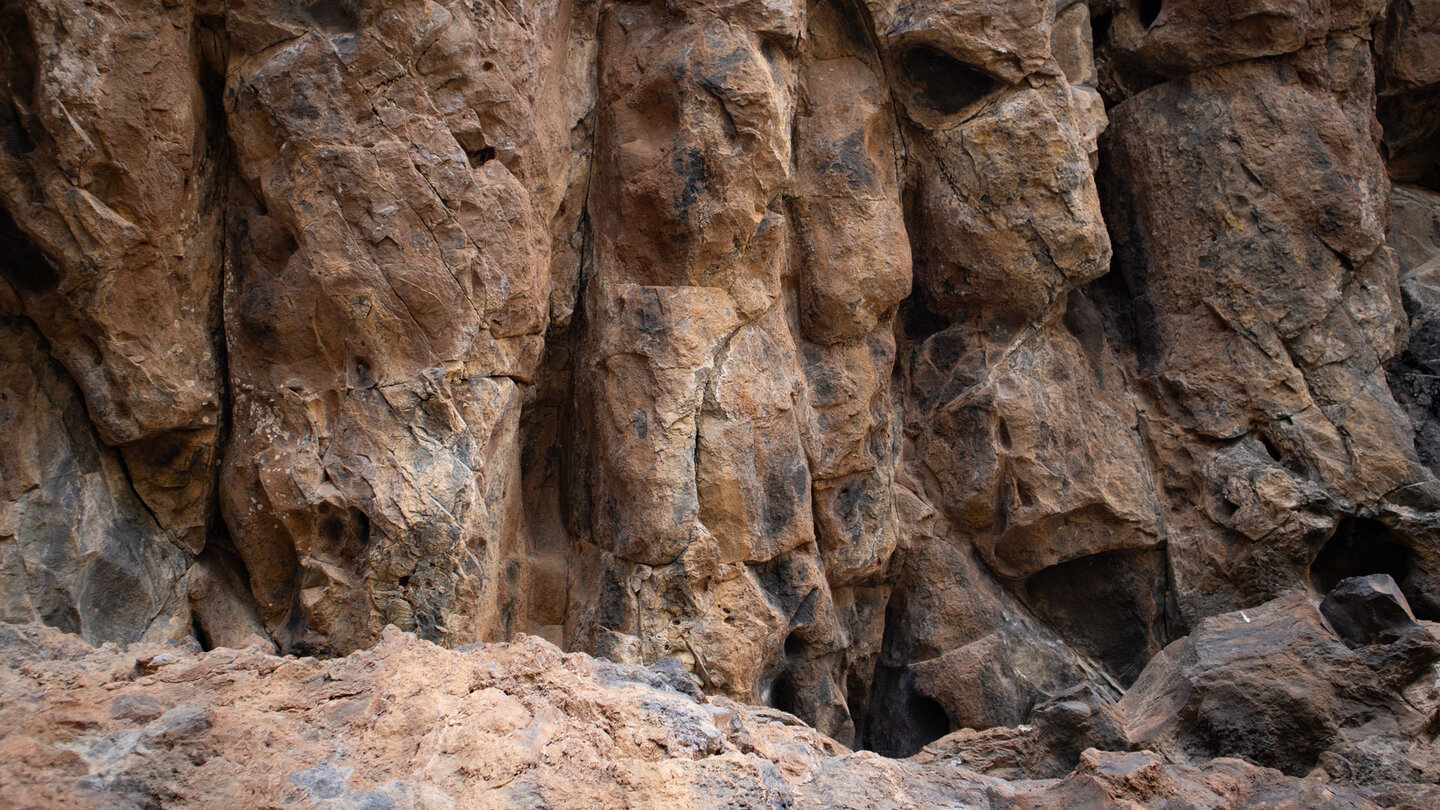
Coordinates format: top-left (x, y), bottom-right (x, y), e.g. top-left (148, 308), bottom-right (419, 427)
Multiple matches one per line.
top-left (3, 0), bottom-right (1440, 799)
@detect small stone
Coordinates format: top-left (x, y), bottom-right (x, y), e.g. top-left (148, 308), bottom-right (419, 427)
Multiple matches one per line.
top-left (109, 694), bottom-right (163, 724)
top-left (134, 652), bottom-right (181, 675)
top-left (144, 705), bottom-right (213, 744)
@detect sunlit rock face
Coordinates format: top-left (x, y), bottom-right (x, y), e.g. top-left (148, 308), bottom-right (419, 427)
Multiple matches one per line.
top-left (2, 0), bottom-right (1440, 780)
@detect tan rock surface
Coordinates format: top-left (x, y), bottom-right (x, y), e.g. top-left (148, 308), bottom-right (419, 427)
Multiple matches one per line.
top-left (0, 0), bottom-right (225, 551)
top-left (1, 621), bottom-right (1427, 809)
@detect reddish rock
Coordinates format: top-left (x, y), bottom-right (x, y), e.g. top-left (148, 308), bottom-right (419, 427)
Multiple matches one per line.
top-left (1, 623), bottom-right (1427, 810)
top-left (0, 0), bottom-right (1438, 794)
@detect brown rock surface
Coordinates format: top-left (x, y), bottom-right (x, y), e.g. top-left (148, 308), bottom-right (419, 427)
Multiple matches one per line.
top-left (0, 0), bottom-right (228, 551)
top-left (2, 0), bottom-right (1440, 799)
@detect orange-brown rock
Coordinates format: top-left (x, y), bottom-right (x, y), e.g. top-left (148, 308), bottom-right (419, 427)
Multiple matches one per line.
top-left (0, 0), bottom-right (225, 552)
top-left (2, 0), bottom-right (1440, 794)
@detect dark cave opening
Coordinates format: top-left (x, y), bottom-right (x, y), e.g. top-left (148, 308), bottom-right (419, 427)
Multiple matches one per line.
top-left (1023, 548), bottom-right (1172, 687)
top-left (1309, 517), bottom-right (1435, 620)
top-left (768, 672), bottom-right (799, 716)
top-left (1137, 0), bottom-right (1164, 29)
top-left (783, 631), bottom-right (804, 658)
top-left (1310, 517), bottom-right (1410, 594)
top-left (859, 664), bottom-right (951, 758)
top-left (896, 45), bottom-right (997, 117)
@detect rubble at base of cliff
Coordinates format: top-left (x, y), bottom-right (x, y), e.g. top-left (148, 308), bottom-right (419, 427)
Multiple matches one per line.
top-left (3, 574), bottom-right (1438, 809)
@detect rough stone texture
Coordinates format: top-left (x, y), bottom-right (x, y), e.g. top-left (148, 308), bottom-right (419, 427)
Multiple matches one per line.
top-left (0, 308), bottom-right (191, 646)
top-left (2, 0), bottom-right (1440, 799)
top-left (218, 0), bottom-right (596, 656)
top-left (1377, 0), bottom-right (1440, 188)
top-left (1321, 573), bottom-right (1424, 646)
top-left (0, 0), bottom-right (225, 553)
top-left (1388, 184), bottom-right (1440, 473)
top-left (2, 621), bottom-right (1434, 809)
top-left (1118, 591), bottom-right (1440, 783)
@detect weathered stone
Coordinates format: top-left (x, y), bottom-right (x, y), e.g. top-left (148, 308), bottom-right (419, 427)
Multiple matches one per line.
top-left (0, 0), bottom-right (225, 551)
top-left (1100, 45), bottom-right (1435, 627)
top-left (3, 623), bottom-right (1427, 810)
top-left (143, 704), bottom-right (213, 744)
top-left (1377, 0), bottom-right (1440, 93)
top-left (1, 0), bottom-right (1439, 794)
top-left (107, 694), bottom-right (162, 724)
top-left (1118, 592), bottom-right (1440, 781)
top-left (1376, 0), bottom-right (1440, 190)
top-left (218, 0), bottom-right (595, 654)
top-left (1321, 574), bottom-right (1423, 647)
top-left (186, 545), bottom-right (273, 652)
top-left (1388, 184), bottom-right (1440, 473)
top-left (996, 749), bottom-right (1385, 810)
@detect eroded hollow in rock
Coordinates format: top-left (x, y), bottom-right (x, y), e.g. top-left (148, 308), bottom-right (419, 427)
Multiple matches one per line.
top-left (1378, 84), bottom-right (1440, 193)
top-left (1023, 548), bottom-right (1172, 687)
top-left (896, 45), bottom-right (997, 117)
top-left (767, 672), bottom-right (798, 716)
top-left (1137, 0), bottom-right (1164, 29)
top-left (1309, 518), bottom-right (1435, 619)
top-left (0, 203), bottom-right (58, 292)
top-left (303, 0), bottom-right (359, 34)
top-left (467, 145), bottom-right (497, 167)
top-left (860, 664), bottom-right (952, 758)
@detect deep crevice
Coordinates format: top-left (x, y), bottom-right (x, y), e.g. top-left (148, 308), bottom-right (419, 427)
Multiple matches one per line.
top-left (0, 202), bottom-right (59, 293)
top-left (855, 577), bottom-right (953, 757)
top-left (899, 275), bottom-right (950, 339)
top-left (191, 614), bottom-right (214, 651)
top-left (1258, 432), bottom-right (1283, 462)
top-left (0, 4), bottom-right (37, 122)
top-left (1090, 9), bottom-right (1114, 50)
top-left (860, 663), bottom-right (951, 758)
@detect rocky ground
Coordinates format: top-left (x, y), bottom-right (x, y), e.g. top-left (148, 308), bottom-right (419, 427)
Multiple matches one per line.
top-left (3, 573), bottom-right (1438, 809)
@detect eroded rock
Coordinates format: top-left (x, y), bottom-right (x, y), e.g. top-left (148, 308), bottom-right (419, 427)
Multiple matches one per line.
top-left (0, 0), bottom-right (1438, 794)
